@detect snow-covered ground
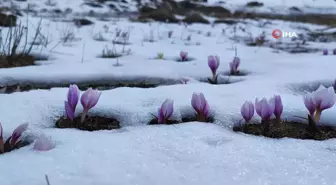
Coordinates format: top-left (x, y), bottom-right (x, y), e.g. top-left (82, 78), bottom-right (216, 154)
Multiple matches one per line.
top-left (2, 0), bottom-right (336, 15)
top-left (1, 0), bottom-right (336, 184)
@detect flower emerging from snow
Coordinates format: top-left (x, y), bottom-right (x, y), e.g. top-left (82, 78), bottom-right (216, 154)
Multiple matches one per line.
top-left (157, 99), bottom-right (174, 124)
top-left (255, 98), bottom-right (275, 121)
top-left (333, 48), bottom-right (336, 55)
top-left (323, 49), bottom-right (328, 55)
top-left (191, 93), bottom-right (210, 122)
top-left (208, 55), bottom-right (220, 83)
top-left (180, 51), bottom-right (188, 61)
top-left (33, 135), bottom-right (54, 151)
top-left (229, 57), bottom-right (240, 75)
top-left (240, 101), bottom-right (254, 122)
top-left (65, 84), bottom-right (80, 121)
top-left (80, 88), bottom-right (102, 123)
top-left (0, 122), bottom-right (28, 154)
top-left (271, 95), bottom-right (283, 122)
top-left (303, 85), bottom-right (336, 123)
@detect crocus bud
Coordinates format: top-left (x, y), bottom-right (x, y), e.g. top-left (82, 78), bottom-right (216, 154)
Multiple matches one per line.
top-left (255, 98), bottom-right (274, 121)
top-left (180, 51), bottom-right (188, 61)
top-left (10, 123), bottom-right (29, 148)
top-left (323, 49), bottom-right (328, 55)
top-left (67, 84), bottom-right (79, 110)
top-left (80, 88), bottom-right (102, 123)
top-left (240, 101), bottom-right (254, 122)
top-left (65, 84), bottom-right (80, 121)
top-left (157, 99), bottom-right (174, 124)
top-left (33, 135), bottom-right (54, 151)
top-left (65, 101), bottom-right (74, 121)
top-left (229, 57), bottom-right (240, 74)
top-left (191, 93), bottom-right (210, 122)
top-left (333, 48), bottom-right (336, 55)
top-left (208, 55), bottom-right (220, 76)
top-left (272, 95), bottom-right (283, 120)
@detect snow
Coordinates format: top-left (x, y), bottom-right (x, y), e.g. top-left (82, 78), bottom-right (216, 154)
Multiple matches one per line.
top-left (0, 0), bottom-right (336, 184)
top-left (2, 123), bottom-right (336, 185)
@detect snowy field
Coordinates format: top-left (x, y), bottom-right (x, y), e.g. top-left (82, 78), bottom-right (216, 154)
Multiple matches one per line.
top-left (1, 0), bottom-right (336, 184)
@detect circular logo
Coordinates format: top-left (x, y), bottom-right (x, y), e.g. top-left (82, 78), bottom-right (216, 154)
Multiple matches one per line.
top-left (272, 29), bottom-right (282, 39)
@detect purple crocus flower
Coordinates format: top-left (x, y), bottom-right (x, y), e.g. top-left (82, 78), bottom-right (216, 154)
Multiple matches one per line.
top-left (33, 135), bottom-right (54, 151)
top-left (80, 88), bottom-right (102, 123)
top-left (229, 57), bottom-right (240, 74)
top-left (311, 85), bottom-right (336, 112)
top-left (191, 93), bottom-right (210, 121)
top-left (255, 98), bottom-right (275, 121)
top-left (303, 93), bottom-right (316, 116)
top-left (333, 48), bottom-right (336, 55)
top-left (10, 123), bottom-right (29, 147)
top-left (323, 49), bottom-right (328, 55)
top-left (67, 84), bottom-right (79, 110)
top-left (64, 84), bottom-right (79, 121)
top-left (240, 101), bottom-right (254, 122)
top-left (304, 85), bottom-right (336, 122)
top-left (180, 51), bottom-right (188, 61)
top-left (208, 55), bottom-right (220, 81)
top-left (157, 99), bottom-right (174, 124)
top-left (272, 95), bottom-right (283, 120)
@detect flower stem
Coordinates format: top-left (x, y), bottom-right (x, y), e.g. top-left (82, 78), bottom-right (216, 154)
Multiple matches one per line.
top-left (275, 116), bottom-right (281, 124)
top-left (81, 110), bottom-right (88, 123)
top-left (212, 73), bottom-right (216, 83)
top-left (262, 119), bottom-right (270, 135)
top-left (314, 110), bottom-right (321, 124)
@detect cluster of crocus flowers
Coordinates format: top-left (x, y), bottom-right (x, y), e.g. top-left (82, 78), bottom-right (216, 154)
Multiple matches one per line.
top-left (303, 85), bottom-right (336, 123)
top-left (208, 55), bottom-right (220, 83)
top-left (229, 57), bottom-right (240, 75)
top-left (191, 93), bottom-right (210, 122)
top-left (156, 93), bottom-right (211, 124)
top-left (157, 99), bottom-right (174, 124)
top-left (180, 51), bottom-right (188, 61)
top-left (64, 84), bottom-right (102, 123)
top-left (0, 122), bottom-right (28, 154)
top-left (241, 95), bottom-right (283, 124)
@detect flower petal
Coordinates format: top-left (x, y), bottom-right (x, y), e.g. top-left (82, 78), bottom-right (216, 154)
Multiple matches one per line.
top-left (303, 93), bottom-right (316, 115)
top-left (255, 98), bottom-right (262, 117)
top-left (191, 93), bottom-right (201, 113)
top-left (320, 87), bottom-right (336, 111)
top-left (10, 123), bottom-right (29, 146)
top-left (65, 101), bottom-right (74, 121)
top-left (161, 99), bottom-right (174, 119)
top-left (67, 84), bottom-right (80, 110)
